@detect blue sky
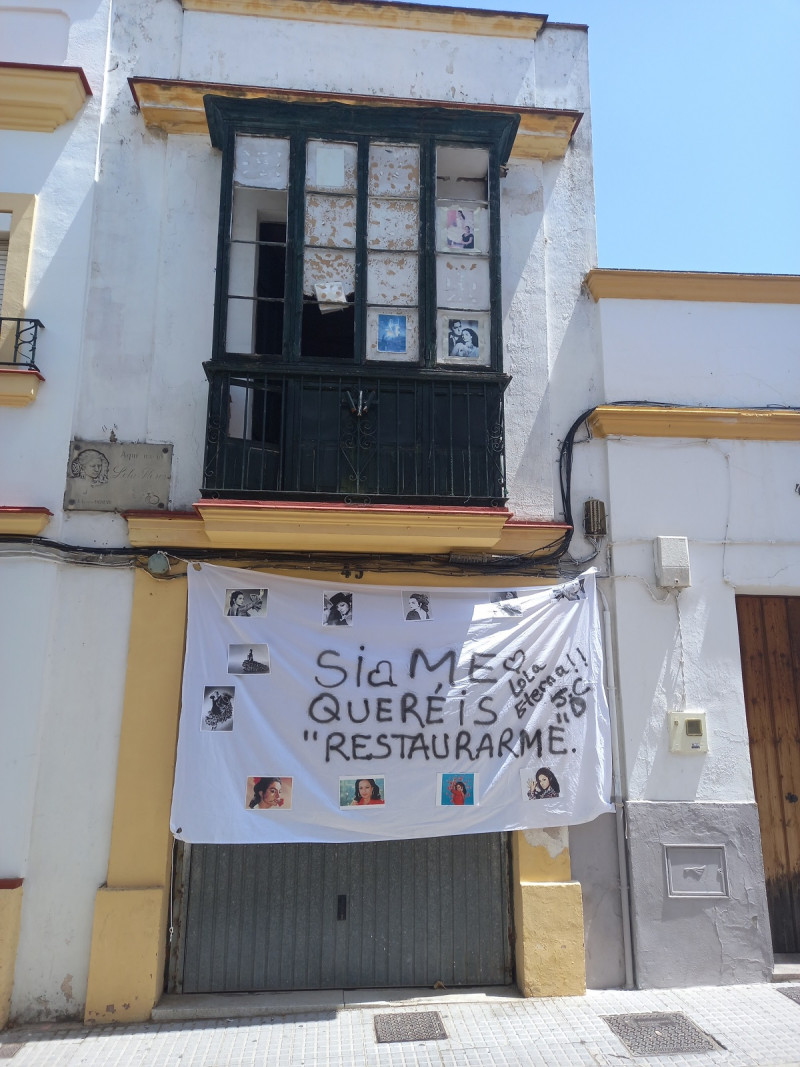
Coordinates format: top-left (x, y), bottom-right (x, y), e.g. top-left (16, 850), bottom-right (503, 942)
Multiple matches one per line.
top-left (418, 0), bottom-right (800, 275)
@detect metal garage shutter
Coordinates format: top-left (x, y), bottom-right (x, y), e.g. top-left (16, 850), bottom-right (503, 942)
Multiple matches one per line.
top-left (178, 834), bottom-right (512, 992)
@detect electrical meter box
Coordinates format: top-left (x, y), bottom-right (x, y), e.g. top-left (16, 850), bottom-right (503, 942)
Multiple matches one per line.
top-left (669, 710), bottom-right (708, 754)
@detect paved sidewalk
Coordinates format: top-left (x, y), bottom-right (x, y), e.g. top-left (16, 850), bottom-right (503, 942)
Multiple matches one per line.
top-left (2, 982), bottom-right (800, 1067)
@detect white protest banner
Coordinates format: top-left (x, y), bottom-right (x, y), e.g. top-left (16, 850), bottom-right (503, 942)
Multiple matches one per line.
top-left (170, 564), bottom-right (613, 843)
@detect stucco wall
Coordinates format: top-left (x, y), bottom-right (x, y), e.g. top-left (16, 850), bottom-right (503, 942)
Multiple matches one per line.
top-left (5, 564), bottom-right (133, 1022)
top-left (0, 0), bottom-right (110, 523)
top-left (1, 4), bottom-right (602, 1022)
top-left (579, 293), bottom-right (800, 986)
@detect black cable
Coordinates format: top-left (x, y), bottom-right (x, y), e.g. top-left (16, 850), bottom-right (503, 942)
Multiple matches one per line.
top-left (8, 400), bottom-right (793, 577)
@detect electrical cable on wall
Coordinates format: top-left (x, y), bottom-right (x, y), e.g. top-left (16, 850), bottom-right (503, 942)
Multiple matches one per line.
top-left (5, 401), bottom-right (797, 578)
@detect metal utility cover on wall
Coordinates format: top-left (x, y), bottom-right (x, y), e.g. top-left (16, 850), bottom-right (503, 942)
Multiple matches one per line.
top-left (664, 844), bottom-right (729, 898)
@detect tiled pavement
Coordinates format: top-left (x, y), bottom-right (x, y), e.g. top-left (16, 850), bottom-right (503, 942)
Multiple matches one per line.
top-left (3, 982), bottom-right (800, 1067)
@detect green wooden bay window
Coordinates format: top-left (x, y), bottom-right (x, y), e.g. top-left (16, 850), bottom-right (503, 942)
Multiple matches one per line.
top-left (202, 96), bottom-right (517, 505)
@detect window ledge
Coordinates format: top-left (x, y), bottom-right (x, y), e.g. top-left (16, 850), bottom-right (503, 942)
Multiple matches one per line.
top-left (589, 405), bottom-right (800, 442)
top-left (0, 507), bottom-right (52, 536)
top-left (0, 366), bottom-right (44, 406)
top-left (125, 504), bottom-right (570, 556)
top-left (0, 63), bottom-right (92, 132)
top-left (196, 501), bottom-right (512, 552)
top-left (128, 78), bottom-right (581, 161)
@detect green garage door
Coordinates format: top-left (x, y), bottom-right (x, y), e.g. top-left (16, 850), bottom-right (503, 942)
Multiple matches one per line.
top-left (176, 834), bottom-right (512, 992)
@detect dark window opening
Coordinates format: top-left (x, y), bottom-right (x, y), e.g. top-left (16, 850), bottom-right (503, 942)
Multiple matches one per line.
top-left (300, 294), bottom-right (355, 361)
top-left (254, 221), bottom-right (286, 357)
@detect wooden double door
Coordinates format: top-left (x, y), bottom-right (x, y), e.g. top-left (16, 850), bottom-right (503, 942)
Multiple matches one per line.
top-left (737, 595), bottom-right (800, 952)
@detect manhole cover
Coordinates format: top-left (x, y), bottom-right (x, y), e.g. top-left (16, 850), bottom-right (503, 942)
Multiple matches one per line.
top-left (0, 1045), bottom-right (24, 1060)
top-left (374, 1011), bottom-right (448, 1043)
top-left (778, 986), bottom-right (800, 1007)
top-left (603, 1012), bottom-right (716, 1055)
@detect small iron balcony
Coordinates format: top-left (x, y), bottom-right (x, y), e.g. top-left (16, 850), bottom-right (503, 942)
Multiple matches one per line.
top-left (203, 364), bottom-right (508, 506)
top-left (0, 317), bottom-right (44, 370)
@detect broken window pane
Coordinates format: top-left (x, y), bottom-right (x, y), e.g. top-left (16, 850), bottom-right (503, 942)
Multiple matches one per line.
top-left (368, 143), bottom-right (420, 198)
top-left (436, 256), bottom-right (491, 310)
top-left (305, 193), bottom-right (357, 248)
top-left (436, 145), bottom-right (489, 202)
top-left (367, 252), bottom-right (418, 306)
top-left (234, 135), bottom-right (290, 189)
top-left (228, 188), bottom-right (288, 356)
top-left (226, 297), bottom-right (256, 354)
top-left (303, 248), bottom-right (356, 298)
top-left (367, 197), bottom-right (418, 251)
top-left (306, 141), bottom-right (358, 192)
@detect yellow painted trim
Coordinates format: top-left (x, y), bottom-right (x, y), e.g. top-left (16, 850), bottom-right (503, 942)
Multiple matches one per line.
top-left (589, 405), bottom-right (800, 442)
top-left (514, 828), bottom-right (571, 883)
top-left (0, 507), bottom-right (52, 535)
top-left (194, 501), bottom-right (512, 552)
top-left (511, 832), bottom-right (585, 997)
top-left (0, 885), bottom-right (23, 1028)
top-left (514, 112), bottom-right (581, 161)
top-left (585, 268), bottom-right (800, 305)
top-left (0, 64), bottom-right (91, 132)
top-left (181, 0), bottom-right (546, 39)
top-left (85, 887), bottom-right (170, 1025)
top-left (512, 879), bottom-right (586, 997)
top-left (125, 511), bottom-right (213, 548)
top-left (127, 508), bottom-right (570, 556)
top-left (128, 78), bottom-right (581, 161)
top-left (0, 193), bottom-right (36, 321)
top-left (85, 571), bottom-right (187, 1024)
top-left (494, 521), bottom-right (570, 556)
top-left (0, 368), bottom-right (44, 406)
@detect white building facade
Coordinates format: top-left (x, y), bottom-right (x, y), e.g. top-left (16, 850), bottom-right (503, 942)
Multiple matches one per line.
top-left (0, 0), bottom-right (796, 1027)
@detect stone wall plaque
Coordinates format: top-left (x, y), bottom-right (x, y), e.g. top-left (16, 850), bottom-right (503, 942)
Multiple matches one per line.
top-left (65, 440), bottom-right (172, 512)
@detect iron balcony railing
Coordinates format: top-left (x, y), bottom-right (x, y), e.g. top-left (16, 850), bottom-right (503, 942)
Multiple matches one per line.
top-left (203, 364), bottom-right (508, 506)
top-left (0, 317), bottom-right (44, 370)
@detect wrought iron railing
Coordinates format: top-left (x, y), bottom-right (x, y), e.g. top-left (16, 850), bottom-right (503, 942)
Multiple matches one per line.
top-left (203, 364), bottom-right (508, 505)
top-left (0, 318), bottom-right (44, 370)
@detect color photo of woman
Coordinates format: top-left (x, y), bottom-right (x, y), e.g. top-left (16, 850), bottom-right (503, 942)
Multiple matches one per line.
top-left (246, 776), bottom-right (293, 810)
top-left (339, 777), bottom-right (385, 808)
top-left (527, 767), bottom-right (560, 799)
top-left (439, 772), bottom-right (476, 806)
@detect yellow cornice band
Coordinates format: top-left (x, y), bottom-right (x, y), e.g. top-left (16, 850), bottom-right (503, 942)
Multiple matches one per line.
top-left (585, 269), bottom-right (800, 305)
top-left (128, 77), bottom-right (581, 160)
top-left (0, 507), bottom-right (52, 535)
top-left (181, 0), bottom-right (546, 39)
top-left (0, 368), bottom-right (44, 407)
top-left (124, 505), bottom-right (570, 556)
top-left (0, 63), bottom-right (91, 132)
top-left (589, 406), bottom-right (800, 442)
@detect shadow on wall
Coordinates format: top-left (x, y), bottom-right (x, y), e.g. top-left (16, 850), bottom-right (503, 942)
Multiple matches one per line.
top-left (570, 813), bottom-right (626, 989)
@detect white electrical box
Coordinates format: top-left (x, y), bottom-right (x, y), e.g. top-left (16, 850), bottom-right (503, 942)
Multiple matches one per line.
top-left (654, 535), bottom-right (691, 588)
top-left (669, 711), bottom-right (708, 754)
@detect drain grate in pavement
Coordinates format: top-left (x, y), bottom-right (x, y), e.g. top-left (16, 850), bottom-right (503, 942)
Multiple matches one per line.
top-left (603, 1012), bottom-right (716, 1055)
top-left (0, 1046), bottom-right (24, 1060)
top-left (374, 1011), bottom-right (448, 1043)
top-left (778, 986), bottom-right (800, 1007)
